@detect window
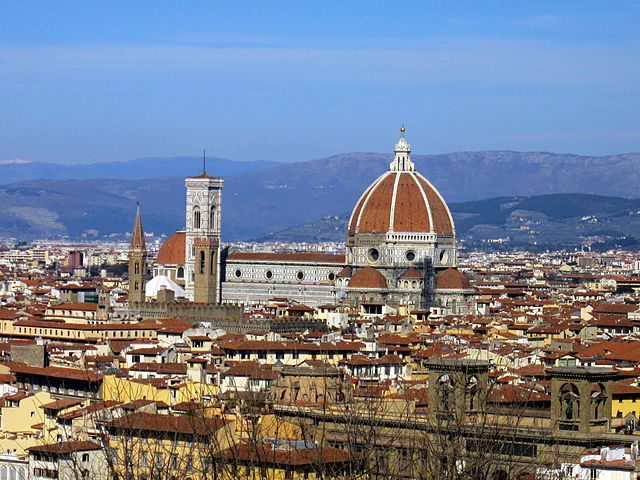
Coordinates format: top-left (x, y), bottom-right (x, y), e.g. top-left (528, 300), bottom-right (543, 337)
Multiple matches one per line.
top-left (82, 453), bottom-right (89, 462)
top-left (193, 206), bottom-right (201, 229)
top-left (234, 269), bottom-right (242, 278)
top-left (265, 270), bottom-right (273, 280)
top-left (177, 267), bottom-right (184, 279)
top-left (199, 251), bottom-right (205, 274)
top-left (297, 271), bottom-right (304, 280)
top-left (210, 206), bottom-right (216, 229)
top-left (406, 250), bottom-right (416, 261)
top-left (368, 248), bottom-right (380, 262)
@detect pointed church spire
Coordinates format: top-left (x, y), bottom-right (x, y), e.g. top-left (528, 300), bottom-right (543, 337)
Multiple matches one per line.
top-left (130, 203), bottom-right (146, 250)
top-left (390, 125), bottom-right (414, 172)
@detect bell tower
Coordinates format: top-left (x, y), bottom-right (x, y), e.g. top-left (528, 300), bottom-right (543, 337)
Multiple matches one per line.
top-left (185, 161), bottom-right (223, 303)
top-left (128, 204), bottom-right (147, 305)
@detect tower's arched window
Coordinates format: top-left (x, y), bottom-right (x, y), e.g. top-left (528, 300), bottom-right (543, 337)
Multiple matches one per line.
top-left (134, 262), bottom-right (140, 275)
top-left (193, 206), bottom-right (201, 229)
top-left (210, 206), bottom-right (217, 230)
top-left (560, 383), bottom-right (580, 420)
top-left (199, 251), bottom-right (205, 274)
top-left (210, 251), bottom-right (215, 275)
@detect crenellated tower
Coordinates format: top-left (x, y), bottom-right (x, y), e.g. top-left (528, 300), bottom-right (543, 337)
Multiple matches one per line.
top-left (128, 204), bottom-right (147, 305)
top-left (184, 168), bottom-right (223, 303)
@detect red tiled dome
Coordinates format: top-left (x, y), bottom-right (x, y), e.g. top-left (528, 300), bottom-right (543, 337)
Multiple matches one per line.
top-left (348, 267), bottom-right (388, 289)
top-left (435, 268), bottom-right (471, 290)
top-left (156, 232), bottom-right (186, 265)
top-left (348, 171), bottom-right (454, 236)
top-left (399, 268), bottom-right (423, 279)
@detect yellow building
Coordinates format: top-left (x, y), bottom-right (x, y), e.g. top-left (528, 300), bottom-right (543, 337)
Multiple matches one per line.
top-left (101, 374), bottom-right (220, 406)
top-left (215, 440), bottom-right (357, 480)
top-left (611, 381), bottom-right (640, 419)
top-left (106, 412), bottom-right (236, 480)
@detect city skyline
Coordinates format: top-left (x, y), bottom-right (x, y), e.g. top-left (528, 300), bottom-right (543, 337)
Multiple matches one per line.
top-left (1, 1), bottom-right (639, 164)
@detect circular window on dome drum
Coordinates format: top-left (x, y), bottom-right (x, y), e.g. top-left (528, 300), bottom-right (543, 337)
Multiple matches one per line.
top-left (406, 250), bottom-right (416, 262)
top-left (234, 269), bottom-right (242, 278)
top-left (328, 272), bottom-right (336, 281)
top-left (265, 270), bottom-right (273, 279)
top-left (368, 248), bottom-right (380, 262)
top-left (296, 271), bottom-right (304, 280)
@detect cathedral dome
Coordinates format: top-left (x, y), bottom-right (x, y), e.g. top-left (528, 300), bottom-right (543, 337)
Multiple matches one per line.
top-left (348, 267), bottom-right (388, 289)
top-left (156, 232), bottom-right (186, 265)
top-left (435, 268), bottom-right (471, 290)
top-left (348, 129), bottom-right (454, 236)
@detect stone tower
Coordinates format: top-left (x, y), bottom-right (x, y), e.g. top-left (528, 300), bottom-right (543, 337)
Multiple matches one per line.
top-left (184, 170), bottom-right (223, 303)
top-left (550, 366), bottom-right (616, 434)
top-left (425, 358), bottom-right (489, 421)
top-left (128, 204), bottom-right (147, 305)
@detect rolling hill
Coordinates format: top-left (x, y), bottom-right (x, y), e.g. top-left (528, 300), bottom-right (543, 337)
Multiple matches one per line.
top-left (0, 150), bottom-right (639, 243)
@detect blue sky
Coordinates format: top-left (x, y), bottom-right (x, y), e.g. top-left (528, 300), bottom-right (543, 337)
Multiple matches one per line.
top-left (1, 1), bottom-right (639, 164)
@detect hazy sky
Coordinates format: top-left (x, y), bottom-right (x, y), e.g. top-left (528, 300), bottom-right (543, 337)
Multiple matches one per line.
top-left (1, 1), bottom-right (639, 164)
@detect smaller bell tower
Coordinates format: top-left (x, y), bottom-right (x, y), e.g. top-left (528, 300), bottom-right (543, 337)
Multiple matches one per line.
top-left (128, 204), bottom-right (147, 305)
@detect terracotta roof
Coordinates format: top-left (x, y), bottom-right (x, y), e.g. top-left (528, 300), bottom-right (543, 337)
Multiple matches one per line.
top-left (107, 412), bottom-right (229, 435)
top-left (28, 441), bottom-right (101, 454)
top-left (217, 442), bottom-right (352, 466)
top-left (188, 172), bottom-right (219, 180)
top-left (399, 268), bottom-right (423, 279)
top-left (40, 398), bottom-right (84, 411)
top-left (156, 231), bottom-right (186, 265)
top-left (49, 302), bottom-right (97, 312)
top-left (227, 252), bottom-right (345, 264)
top-left (129, 362), bottom-right (187, 374)
top-left (348, 267), bottom-right (388, 289)
top-left (435, 268), bottom-right (472, 290)
top-left (336, 266), bottom-right (352, 277)
top-left (2, 362), bottom-right (102, 383)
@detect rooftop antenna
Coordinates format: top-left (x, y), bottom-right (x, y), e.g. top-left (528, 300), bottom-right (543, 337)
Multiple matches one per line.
top-left (203, 149), bottom-right (206, 174)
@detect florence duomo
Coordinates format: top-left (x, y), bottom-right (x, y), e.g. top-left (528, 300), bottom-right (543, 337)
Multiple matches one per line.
top-left (131, 127), bottom-right (475, 317)
top-left (3, 3), bottom-right (640, 480)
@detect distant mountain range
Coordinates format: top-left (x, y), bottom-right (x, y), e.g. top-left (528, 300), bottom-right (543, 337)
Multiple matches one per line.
top-left (0, 150), bottom-right (639, 244)
top-left (0, 156), bottom-right (281, 184)
top-left (259, 194), bottom-right (640, 251)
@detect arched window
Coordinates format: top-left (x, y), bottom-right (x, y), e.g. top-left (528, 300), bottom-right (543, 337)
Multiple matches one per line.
top-left (210, 206), bottom-right (217, 230)
top-left (437, 374), bottom-right (455, 411)
top-left (193, 206), bottom-right (201, 229)
top-left (591, 384), bottom-right (606, 419)
top-left (177, 267), bottom-right (184, 279)
top-left (134, 262), bottom-right (140, 275)
top-left (199, 251), bottom-right (205, 274)
top-left (210, 251), bottom-right (215, 275)
top-left (560, 383), bottom-right (580, 420)
top-left (466, 376), bottom-right (478, 411)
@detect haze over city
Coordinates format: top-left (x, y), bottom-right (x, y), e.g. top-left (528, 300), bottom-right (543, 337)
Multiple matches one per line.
top-left (2, 1), bottom-right (640, 165)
